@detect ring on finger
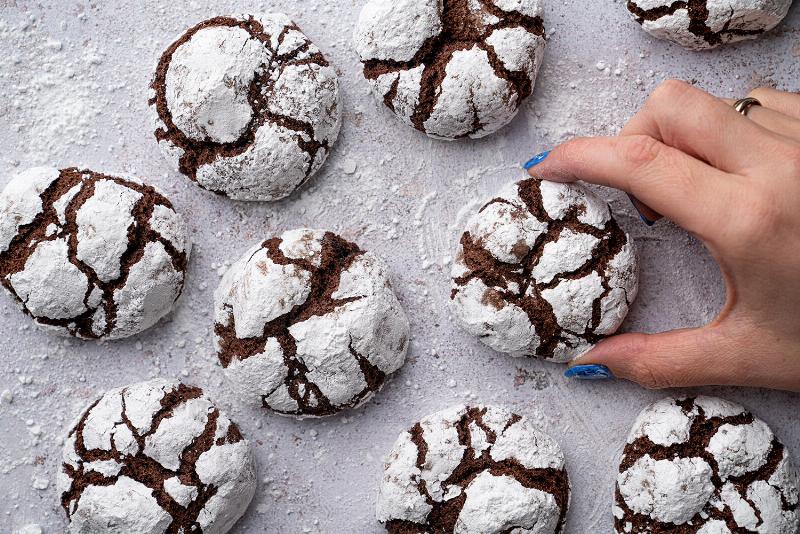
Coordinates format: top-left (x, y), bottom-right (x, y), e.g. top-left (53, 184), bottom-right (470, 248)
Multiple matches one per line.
top-left (734, 97), bottom-right (762, 116)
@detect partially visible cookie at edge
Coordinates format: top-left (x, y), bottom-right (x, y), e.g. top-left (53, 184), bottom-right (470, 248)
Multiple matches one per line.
top-left (615, 396), bottom-right (800, 533)
top-left (149, 14), bottom-right (341, 201)
top-left (449, 177), bottom-right (638, 362)
top-left (0, 167), bottom-right (189, 340)
top-left (214, 228), bottom-right (410, 418)
top-left (354, 0), bottom-right (546, 140)
top-left (58, 378), bottom-right (257, 534)
top-left (376, 404), bottom-right (570, 533)
top-left (625, 0), bottom-right (793, 50)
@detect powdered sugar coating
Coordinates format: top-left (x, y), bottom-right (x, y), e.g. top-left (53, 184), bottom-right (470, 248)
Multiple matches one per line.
top-left (214, 228), bottom-right (410, 418)
top-left (450, 178), bottom-right (638, 362)
top-left (615, 396), bottom-right (800, 533)
top-left (626, 0), bottom-right (792, 50)
top-left (0, 167), bottom-right (188, 339)
top-left (376, 404), bottom-right (570, 533)
top-left (58, 379), bottom-right (257, 534)
top-left (150, 14), bottom-right (341, 201)
top-left (354, 0), bottom-right (546, 140)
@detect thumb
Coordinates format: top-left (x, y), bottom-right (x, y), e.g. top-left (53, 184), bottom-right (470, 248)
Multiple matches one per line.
top-left (566, 326), bottom-right (739, 389)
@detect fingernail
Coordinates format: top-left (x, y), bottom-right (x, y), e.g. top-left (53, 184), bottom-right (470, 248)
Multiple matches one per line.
top-left (564, 364), bottom-right (614, 380)
top-left (523, 150), bottom-right (550, 170)
top-left (627, 193), bottom-right (655, 226)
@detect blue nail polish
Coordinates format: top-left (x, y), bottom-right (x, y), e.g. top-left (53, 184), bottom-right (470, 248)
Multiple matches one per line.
top-left (564, 364), bottom-right (614, 380)
top-left (523, 150), bottom-right (550, 170)
top-left (626, 193), bottom-right (655, 226)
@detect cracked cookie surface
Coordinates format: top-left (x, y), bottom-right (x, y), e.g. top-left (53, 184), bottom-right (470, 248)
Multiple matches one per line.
top-left (150, 14), bottom-right (341, 201)
top-left (214, 228), bottom-right (410, 418)
top-left (354, 0), bottom-right (546, 140)
top-left (626, 0), bottom-right (792, 49)
top-left (376, 404), bottom-right (570, 533)
top-left (449, 178), bottom-right (638, 363)
top-left (615, 396), bottom-right (800, 533)
top-left (0, 167), bottom-right (188, 340)
top-left (58, 378), bottom-right (257, 534)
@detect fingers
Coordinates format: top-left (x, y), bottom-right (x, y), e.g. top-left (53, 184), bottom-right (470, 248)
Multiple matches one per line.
top-left (622, 80), bottom-right (782, 174)
top-left (568, 329), bottom-right (726, 388)
top-left (747, 87), bottom-right (800, 120)
top-left (722, 98), bottom-right (800, 143)
top-left (528, 135), bottom-right (736, 236)
top-left (568, 326), bottom-right (800, 392)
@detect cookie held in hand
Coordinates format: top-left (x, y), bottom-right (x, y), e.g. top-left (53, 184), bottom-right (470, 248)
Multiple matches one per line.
top-left (450, 177), bottom-right (638, 362)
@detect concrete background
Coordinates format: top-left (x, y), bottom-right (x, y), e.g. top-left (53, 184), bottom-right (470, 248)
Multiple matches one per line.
top-left (0, 1), bottom-right (798, 532)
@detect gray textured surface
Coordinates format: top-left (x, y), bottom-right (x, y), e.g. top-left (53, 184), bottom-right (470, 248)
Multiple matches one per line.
top-left (0, 1), bottom-right (799, 533)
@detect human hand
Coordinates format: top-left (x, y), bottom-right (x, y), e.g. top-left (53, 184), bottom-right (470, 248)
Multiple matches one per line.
top-left (524, 80), bottom-right (800, 392)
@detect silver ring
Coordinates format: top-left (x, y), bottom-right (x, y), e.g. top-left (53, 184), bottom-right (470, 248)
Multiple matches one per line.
top-left (734, 97), bottom-right (761, 116)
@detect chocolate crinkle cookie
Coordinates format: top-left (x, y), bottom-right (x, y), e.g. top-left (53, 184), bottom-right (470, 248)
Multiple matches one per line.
top-left (0, 167), bottom-right (188, 340)
top-left (376, 404), bottom-right (570, 533)
top-left (354, 0), bottom-right (546, 140)
top-left (149, 14), bottom-right (341, 201)
top-left (58, 379), bottom-right (257, 534)
top-left (449, 177), bottom-right (638, 363)
top-left (214, 228), bottom-right (410, 418)
top-left (626, 0), bottom-right (792, 50)
top-left (615, 396), bottom-right (800, 534)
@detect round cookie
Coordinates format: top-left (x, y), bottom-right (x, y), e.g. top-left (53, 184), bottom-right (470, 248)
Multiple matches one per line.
top-left (58, 378), bottom-right (257, 534)
top-left (354, 0), bottom-right (546, 140)
top-left (449, 177), bottom-right (638, 362)
top-left (0, 167), bottom-right (188, 339)
top-left (150, 14), bottom-right (341, 201)
top-left (615, 396), bottom-right (800, 533)
top-left (626, 0), bottom-right (792, 50)
top-left (214, 228), bottom-right (410, 418)
top-left (376, 404), bottom-right (570, 533)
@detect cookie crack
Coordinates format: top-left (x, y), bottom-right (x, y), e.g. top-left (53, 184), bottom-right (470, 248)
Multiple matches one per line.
top-left (150, 16), bottom-right (328, 187)
top-left (615, 398), bottom-right (794, 533)
top-left (627, 0), bottom-right (758, 46)
top-left (215, 232), bottom-right (365, 417)
top-left (361, 0), bottom-right (544, 135)
top-left (61, 384), bottom-right (244, 533)
top-left (452, 180), bottom-right (628, 358)
top-left (392, 407), bottom-right (569, 533)
top-left (0, 168), bottom-right (187, 338)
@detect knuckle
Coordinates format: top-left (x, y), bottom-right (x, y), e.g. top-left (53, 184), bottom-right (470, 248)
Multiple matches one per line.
top-left (731, 192), bottom-right (783, 245)
top-left (651, 79), bottom-right (693, 105)
top-left (783, 143), bottom-right (800, 174)
top-left (747, 86), bottom-right (773, 100)
top-left (619, 135), bottom-right (662, 169)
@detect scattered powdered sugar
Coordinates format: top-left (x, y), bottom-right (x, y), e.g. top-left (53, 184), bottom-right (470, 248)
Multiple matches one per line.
top-left (0, 18), bottom-right (103, 165)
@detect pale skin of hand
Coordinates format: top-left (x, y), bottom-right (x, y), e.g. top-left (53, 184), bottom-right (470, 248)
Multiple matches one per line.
top-left (527, 80), bottom-right (800, 392)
